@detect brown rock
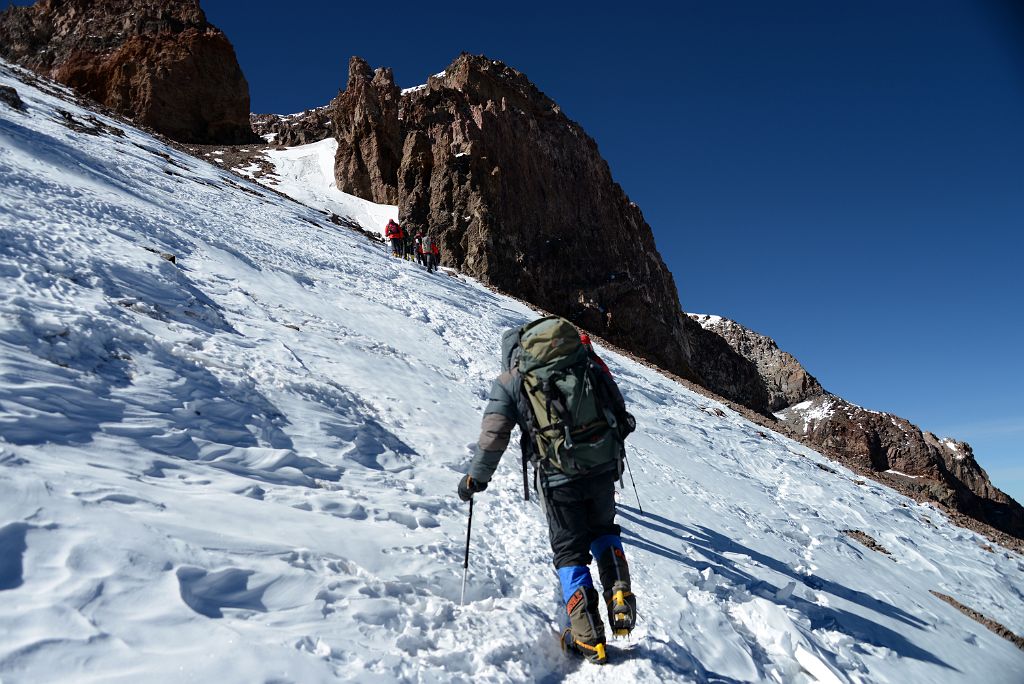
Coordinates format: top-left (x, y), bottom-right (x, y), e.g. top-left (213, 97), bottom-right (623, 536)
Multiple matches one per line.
top-left (401, 55), bottom-right (702, 383)
top-left (682, 317), bottom-right (772, 413)
top-left (689, 314), bottom-right (824, 411)
top-left (329, 57), bottom-right (402, 204)
top-left (778, 395), bottom-right (1024, 539)
top-left (251, 108), bottom-right (333, 147)
top-left (0, 0), bottom-right (255, 144)
top-left (0, 84), bottom-right (24, 110)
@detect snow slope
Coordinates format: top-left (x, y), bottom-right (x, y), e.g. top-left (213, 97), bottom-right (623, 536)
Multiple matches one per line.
top-left (1, 60), bottom-right (1023, 683)
top-left (238, 136), bottom-right (398, 236)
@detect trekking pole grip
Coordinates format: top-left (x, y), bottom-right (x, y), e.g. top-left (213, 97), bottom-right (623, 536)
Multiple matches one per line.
top-left (464, 497), bottom-right (474, 570)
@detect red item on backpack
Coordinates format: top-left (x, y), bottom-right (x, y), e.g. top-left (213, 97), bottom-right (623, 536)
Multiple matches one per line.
top-left (580, 333), bottom-right (612, 377)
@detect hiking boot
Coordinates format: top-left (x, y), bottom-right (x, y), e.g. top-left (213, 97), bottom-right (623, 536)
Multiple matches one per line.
top-left (564, 586), bottom-right (607, 663)
top-left (596, 546), bottom-right (636, 636)
top-left (605, 581), bottom-right (637, 636)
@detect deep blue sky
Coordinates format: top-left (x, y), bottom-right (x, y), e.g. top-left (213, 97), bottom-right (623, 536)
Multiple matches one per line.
top-left (12, 0), bottom-right (1021, 501)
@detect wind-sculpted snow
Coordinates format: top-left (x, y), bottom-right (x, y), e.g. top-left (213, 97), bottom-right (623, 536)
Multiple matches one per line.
top-left (1, 59), bottom-right (1023, 682)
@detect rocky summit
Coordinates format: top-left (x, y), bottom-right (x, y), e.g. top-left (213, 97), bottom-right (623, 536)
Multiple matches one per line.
top-left (0, 0), bottom-right (255, 144)
top-left (330, 57), bottom-right (403, 206)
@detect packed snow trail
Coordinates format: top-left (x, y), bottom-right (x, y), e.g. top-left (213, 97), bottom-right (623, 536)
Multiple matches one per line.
top-left (1, 60), bottom-right (1023, 683)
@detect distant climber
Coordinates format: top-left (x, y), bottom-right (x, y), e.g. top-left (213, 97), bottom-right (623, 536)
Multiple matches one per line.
top-left (456, 316), bottom-right (638, 664)
top-left (414, 231), bottom-right (425, 267)
top-left (404, 229), bottom-right (417, 261)
top-left (419, 233), bottom-right (440, 273)
top-left (384, 219), bottom-right (405, 258)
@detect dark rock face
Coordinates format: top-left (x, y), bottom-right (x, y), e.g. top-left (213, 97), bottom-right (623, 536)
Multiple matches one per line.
top-left (398, 55), bottom-right (699, 382)
top-left (329, 57), bottom-right (402, 205)
top-left (683, 317), bottom-right (771, 413)
top-left (251, 108), bottom-right (333, 148)
top-left (0, 0), bottom-right (255, 144)
top-left (690, 314), bottom-right (824, 411)
top-left (0, 84), bottom-right (24, 110)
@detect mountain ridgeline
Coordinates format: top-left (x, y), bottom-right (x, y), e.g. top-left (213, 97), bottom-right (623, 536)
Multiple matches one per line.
top-left (690, 315), bottom-right (1024, 542)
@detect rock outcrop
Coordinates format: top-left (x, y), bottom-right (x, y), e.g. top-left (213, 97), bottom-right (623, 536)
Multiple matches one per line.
top-left (251, 108), bottom-right (333, 147)
top-left (0, 84), bottom-right (23, 110)
top-left (690, 314), bottom-right (824, 411)
top-left (323, 54), bottom-right (782, 399)
top-left (395, 55), bottom-right (700, 381)
top-left (329, 57), bottom-right (402, 205)
top-left (691, 315), bottom-right (1024, 540)
top-left (0, 0), bottom-right (255, 144)
top-left (779, 396), bottom-right (1024, 539)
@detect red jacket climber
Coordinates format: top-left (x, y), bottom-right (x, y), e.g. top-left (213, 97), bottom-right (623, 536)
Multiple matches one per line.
top-left (385, 220), bottom-right (406, 257)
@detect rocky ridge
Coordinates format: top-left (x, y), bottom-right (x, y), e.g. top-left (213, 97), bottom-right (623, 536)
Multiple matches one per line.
top-left (690, 314), bottom-right (825, 411)
top-left (0, 0), bottom-right (255, 144)
top-left (690, 314), bottom-right (1024, 540)
top-left (250, 108), bottom-right (333, 147)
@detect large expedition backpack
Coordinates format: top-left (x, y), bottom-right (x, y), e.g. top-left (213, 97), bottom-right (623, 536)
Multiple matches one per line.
top-left (514, 317), bottom-right (624, 478)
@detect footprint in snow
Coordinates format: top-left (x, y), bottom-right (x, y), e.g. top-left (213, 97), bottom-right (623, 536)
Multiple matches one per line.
top-left (0, 522), bottom-right (31, 591)
top-left (176, 566), bottom-right (269, 618)
top-left (141, 460), bottom-right (181, 478)
top-left (73, 490), bottom-right (166, 510)
top-left (320, 500), bottom-right (368, 520)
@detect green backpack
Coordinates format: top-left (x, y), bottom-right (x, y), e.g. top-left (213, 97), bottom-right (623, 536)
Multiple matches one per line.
top-left (516, 317), bottom-right (621, 477)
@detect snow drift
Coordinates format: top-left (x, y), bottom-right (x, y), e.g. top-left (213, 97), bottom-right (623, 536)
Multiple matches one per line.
top-left (1, 59), bottom-right (1022, 683)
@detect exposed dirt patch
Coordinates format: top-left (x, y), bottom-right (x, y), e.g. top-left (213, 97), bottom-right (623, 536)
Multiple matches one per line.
top-left (842, 529), bottom-right (891, 556)
top-left (930, 591), bottom-right (1024, 651)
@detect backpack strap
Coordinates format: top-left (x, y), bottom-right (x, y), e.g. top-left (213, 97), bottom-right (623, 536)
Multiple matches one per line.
top-left (514, 369), bottom-right (539, 500)
top-left (585, 359), bottom-right (633, 481)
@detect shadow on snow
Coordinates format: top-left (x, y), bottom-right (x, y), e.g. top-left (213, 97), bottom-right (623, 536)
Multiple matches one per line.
top-left (617, 506), bottom-right (956, 672)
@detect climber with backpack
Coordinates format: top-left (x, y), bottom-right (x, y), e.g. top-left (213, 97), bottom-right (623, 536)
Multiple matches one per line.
top-left (414, 231), bottom-right (426, 267)
top-left (384, 219), bottom-right (405, 258)
top-left (456, 316), bottom-right (638, 664)
top-left (419, 233), bottom-right (440, 273)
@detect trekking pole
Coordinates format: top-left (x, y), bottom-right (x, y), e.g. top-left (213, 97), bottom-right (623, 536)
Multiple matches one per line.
top-left (625, 451), bottom-right (644, 516)
top-left (521, 455), bottom-right (530, 502)
top-left (460, 497), bottom-right (474, 606)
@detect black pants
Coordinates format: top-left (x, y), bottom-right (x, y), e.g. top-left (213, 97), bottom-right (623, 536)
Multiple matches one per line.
top-left (543, 470), bottom-right (620, 568)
